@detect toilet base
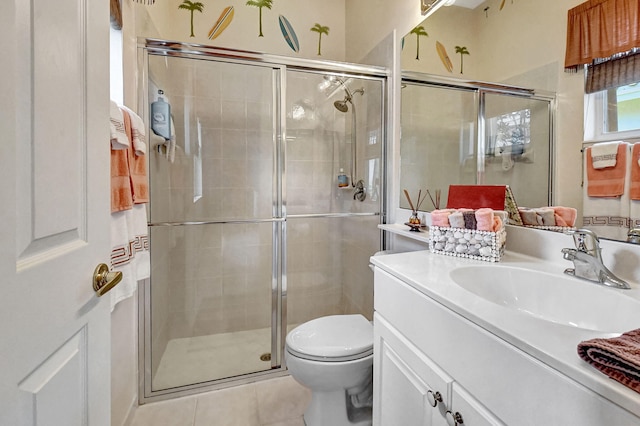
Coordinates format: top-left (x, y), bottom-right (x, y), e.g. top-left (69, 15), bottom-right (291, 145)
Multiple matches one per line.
top-left (303, 389), bottom-right (372, 426)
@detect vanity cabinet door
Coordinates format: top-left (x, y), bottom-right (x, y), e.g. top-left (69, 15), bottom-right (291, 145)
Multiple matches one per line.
top-left (449, 383), bottom-right (505, 426)
top-left (374, 313), bottom-right (451, 426)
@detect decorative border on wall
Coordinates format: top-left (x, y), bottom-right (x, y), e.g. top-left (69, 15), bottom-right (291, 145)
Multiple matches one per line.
top-left (582, 216), bottom-right (632, 228)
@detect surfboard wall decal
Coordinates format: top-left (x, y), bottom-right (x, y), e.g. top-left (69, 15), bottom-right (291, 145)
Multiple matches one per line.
top-left (279, 15), bottom-right (300, 52)
top-left (436, 41), bottom-right (453, 73)
top-left (208, 6), bottom-right (234, 40)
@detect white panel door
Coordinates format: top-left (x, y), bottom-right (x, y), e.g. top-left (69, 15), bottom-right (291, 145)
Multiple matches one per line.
top-left (0, 0), bottom-right (111, 424)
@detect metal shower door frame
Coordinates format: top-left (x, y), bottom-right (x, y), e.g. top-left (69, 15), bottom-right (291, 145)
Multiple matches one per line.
top-left (137, 38), bottom-right (388, 403)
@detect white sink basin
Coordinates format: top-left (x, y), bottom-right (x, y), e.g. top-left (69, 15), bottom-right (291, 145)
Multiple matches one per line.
top-left (450, 265), bottom-right (640, 333)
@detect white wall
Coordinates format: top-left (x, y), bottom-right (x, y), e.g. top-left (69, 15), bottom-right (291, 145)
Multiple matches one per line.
top-left (345, 0), bottom-right (424, 63)
top-left (138, 0), bottom-right (346, 61)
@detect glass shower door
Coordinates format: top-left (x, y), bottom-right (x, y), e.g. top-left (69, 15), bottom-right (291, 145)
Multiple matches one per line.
top-left (145, 54), bottom-right (280, 392)
top-left (284, 70), bottom-right (385, 335)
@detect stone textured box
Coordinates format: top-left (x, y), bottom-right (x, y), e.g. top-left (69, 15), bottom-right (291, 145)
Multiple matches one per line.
top-left (429, 226), bottom-right (506, 262)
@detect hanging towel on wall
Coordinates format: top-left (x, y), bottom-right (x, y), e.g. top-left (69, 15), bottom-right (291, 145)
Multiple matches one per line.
top-left (586, 143), bottom-right (628, 197)
top-left (110, 108), bottom-right (149, 211)
top-left (110, 105), bottom-right (150, 310)
top-left (121, 104), bottom-right (147, 155)
top-left (629, 144), bottom-right (640, 229)
top-left (590, 141), bottom-right (621, 169)
top-left (110, 100), bottom-right (129, 150)
top-left (109, 204), bottom-right (150, 311)
top-left (577, 328), bottom-right (640, 394)
top-left (583, 143), bottom-right (631, 240)
top-left (630, 144), bottom-right (640, 201)
top-left (111, 140), bottom-right (133, 213)
top-left (123, 109), bottom-right (149, 204)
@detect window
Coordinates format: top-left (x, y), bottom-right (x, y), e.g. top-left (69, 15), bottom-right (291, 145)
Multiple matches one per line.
top-left (606, 84), bottom-right (640, 133)
top-left (585, 82), bottom-right (640, 142)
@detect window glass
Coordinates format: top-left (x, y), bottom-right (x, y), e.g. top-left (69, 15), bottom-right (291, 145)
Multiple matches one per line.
top-left (607, 83), bottom-right (640, 133)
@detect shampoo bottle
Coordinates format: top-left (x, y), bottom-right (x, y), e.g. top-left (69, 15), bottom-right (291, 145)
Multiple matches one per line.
top-left (338, 168), bottom-right (349, 188)
top-left (151, 90), bottom-right (171, 140)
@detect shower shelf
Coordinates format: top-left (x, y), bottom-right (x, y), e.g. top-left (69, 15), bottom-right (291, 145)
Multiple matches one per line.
top-left (378, 223), bottom-right (430, 244)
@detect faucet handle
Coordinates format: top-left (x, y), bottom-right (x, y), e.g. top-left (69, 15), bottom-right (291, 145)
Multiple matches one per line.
top-left (564, 228), bottom-right (600, 254)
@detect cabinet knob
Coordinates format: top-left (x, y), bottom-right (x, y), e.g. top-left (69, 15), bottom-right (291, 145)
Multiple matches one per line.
top-left (446, 410), bottom-right (464, 425)
top-left (426, 390), bottom-right (443, 407)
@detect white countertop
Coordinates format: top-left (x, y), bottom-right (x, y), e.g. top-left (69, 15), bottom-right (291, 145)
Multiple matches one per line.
top-left (371, 249), bottom-right (640, 417)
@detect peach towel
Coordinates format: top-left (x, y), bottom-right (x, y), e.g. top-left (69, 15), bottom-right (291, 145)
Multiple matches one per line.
top-left (586, 144), bottom-right (627, 197)
top-left (123, 110), bottom-right (149, 205)
top-left (111, 109), bottom-right (149, 213)
top-left (111, 143), bottom-right (133, 213)
top-left (631, 144), bottom-right (640, 201)
top-left (578, 328), bottom-right (640, 394)
top-left (121, 105), bottom-right (147, 155)
top-left (492, 216), bottom-right (503, 232)
top-left (475, 208), bottom-right (494, 231)
top-left (551, 206), bottom-right (577, 227)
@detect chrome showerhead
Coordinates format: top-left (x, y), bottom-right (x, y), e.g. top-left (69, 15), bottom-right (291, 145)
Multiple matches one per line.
top-left (334, 99), bottom-right (349, 113)
top-left (333, 88), bottom-right (364, 112)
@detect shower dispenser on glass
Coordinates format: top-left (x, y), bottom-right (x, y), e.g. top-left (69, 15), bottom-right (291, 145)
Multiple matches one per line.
top-left (150, 89), bottom-right (175, 160)
top-left (328, 76), bottom-right (366, 201)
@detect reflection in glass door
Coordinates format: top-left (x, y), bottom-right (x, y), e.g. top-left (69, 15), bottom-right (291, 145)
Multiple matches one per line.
top-left (400, 75), bottom-right (554, 210)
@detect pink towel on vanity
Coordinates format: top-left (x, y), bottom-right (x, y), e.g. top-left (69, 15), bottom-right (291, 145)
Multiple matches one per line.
top-left (431, 209), bottom-right (454, 227)
top-left (475, 208), bottom-right (494, 231)
top-left (586, 143), bottom-right (628, 197)
top-left (551, 206), bottom-right (577, 227)
top-left (578, 328), bottom-right (640, 394)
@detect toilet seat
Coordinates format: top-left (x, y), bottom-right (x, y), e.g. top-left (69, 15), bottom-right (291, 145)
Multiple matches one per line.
top-left (286, 314), bottom-right (373, 362)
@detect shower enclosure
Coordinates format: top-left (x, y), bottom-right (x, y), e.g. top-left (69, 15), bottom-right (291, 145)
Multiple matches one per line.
top-left (137, 39), bottom-right (387, 402)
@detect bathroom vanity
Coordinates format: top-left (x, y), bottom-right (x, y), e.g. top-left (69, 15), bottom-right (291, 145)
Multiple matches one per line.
top-left (371, 249), bottom-right (640, 425)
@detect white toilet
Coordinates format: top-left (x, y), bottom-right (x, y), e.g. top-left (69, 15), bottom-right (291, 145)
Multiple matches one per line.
top-left (285, 314), bottom-right (373, 426)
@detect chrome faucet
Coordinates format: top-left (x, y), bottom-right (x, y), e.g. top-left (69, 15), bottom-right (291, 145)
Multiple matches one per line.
top-left (561, 228), bottom-right (631, 289)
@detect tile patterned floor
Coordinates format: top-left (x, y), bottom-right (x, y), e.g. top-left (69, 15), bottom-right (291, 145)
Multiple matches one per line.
top-left (130, 375), bottom-right (310, 426)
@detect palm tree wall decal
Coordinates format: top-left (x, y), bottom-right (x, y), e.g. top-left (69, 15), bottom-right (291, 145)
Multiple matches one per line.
top-left (246, 0), bottom-right (273, 37)
top-left (178, 0), bottom-right (204, 37)
top-left (455, 46), bottom-right (470, 74)
top-left (310, 24), bottom-right (329, 56)
top-left (410, 26), bottom-right (428, 60)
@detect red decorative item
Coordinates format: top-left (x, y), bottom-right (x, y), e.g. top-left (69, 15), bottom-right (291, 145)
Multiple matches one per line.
top-left (446, 185), bottom-right (507, 210)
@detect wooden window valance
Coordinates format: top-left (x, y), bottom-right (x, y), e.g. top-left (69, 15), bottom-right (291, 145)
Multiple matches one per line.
top-left (564, 0), bottom-right (640, 72)
top-left (585, 50), bottom-right (640, 93)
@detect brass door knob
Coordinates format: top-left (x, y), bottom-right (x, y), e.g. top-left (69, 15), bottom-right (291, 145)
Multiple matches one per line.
top-left (93, 263), bottom-right (122, 296)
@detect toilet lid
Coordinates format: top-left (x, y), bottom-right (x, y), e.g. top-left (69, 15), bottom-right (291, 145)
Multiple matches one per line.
top-left (286, 314), bottom-right (373, 361)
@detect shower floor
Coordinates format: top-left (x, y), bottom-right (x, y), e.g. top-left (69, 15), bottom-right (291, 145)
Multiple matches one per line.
top-left (153, 325), bottom-right (295, 391)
